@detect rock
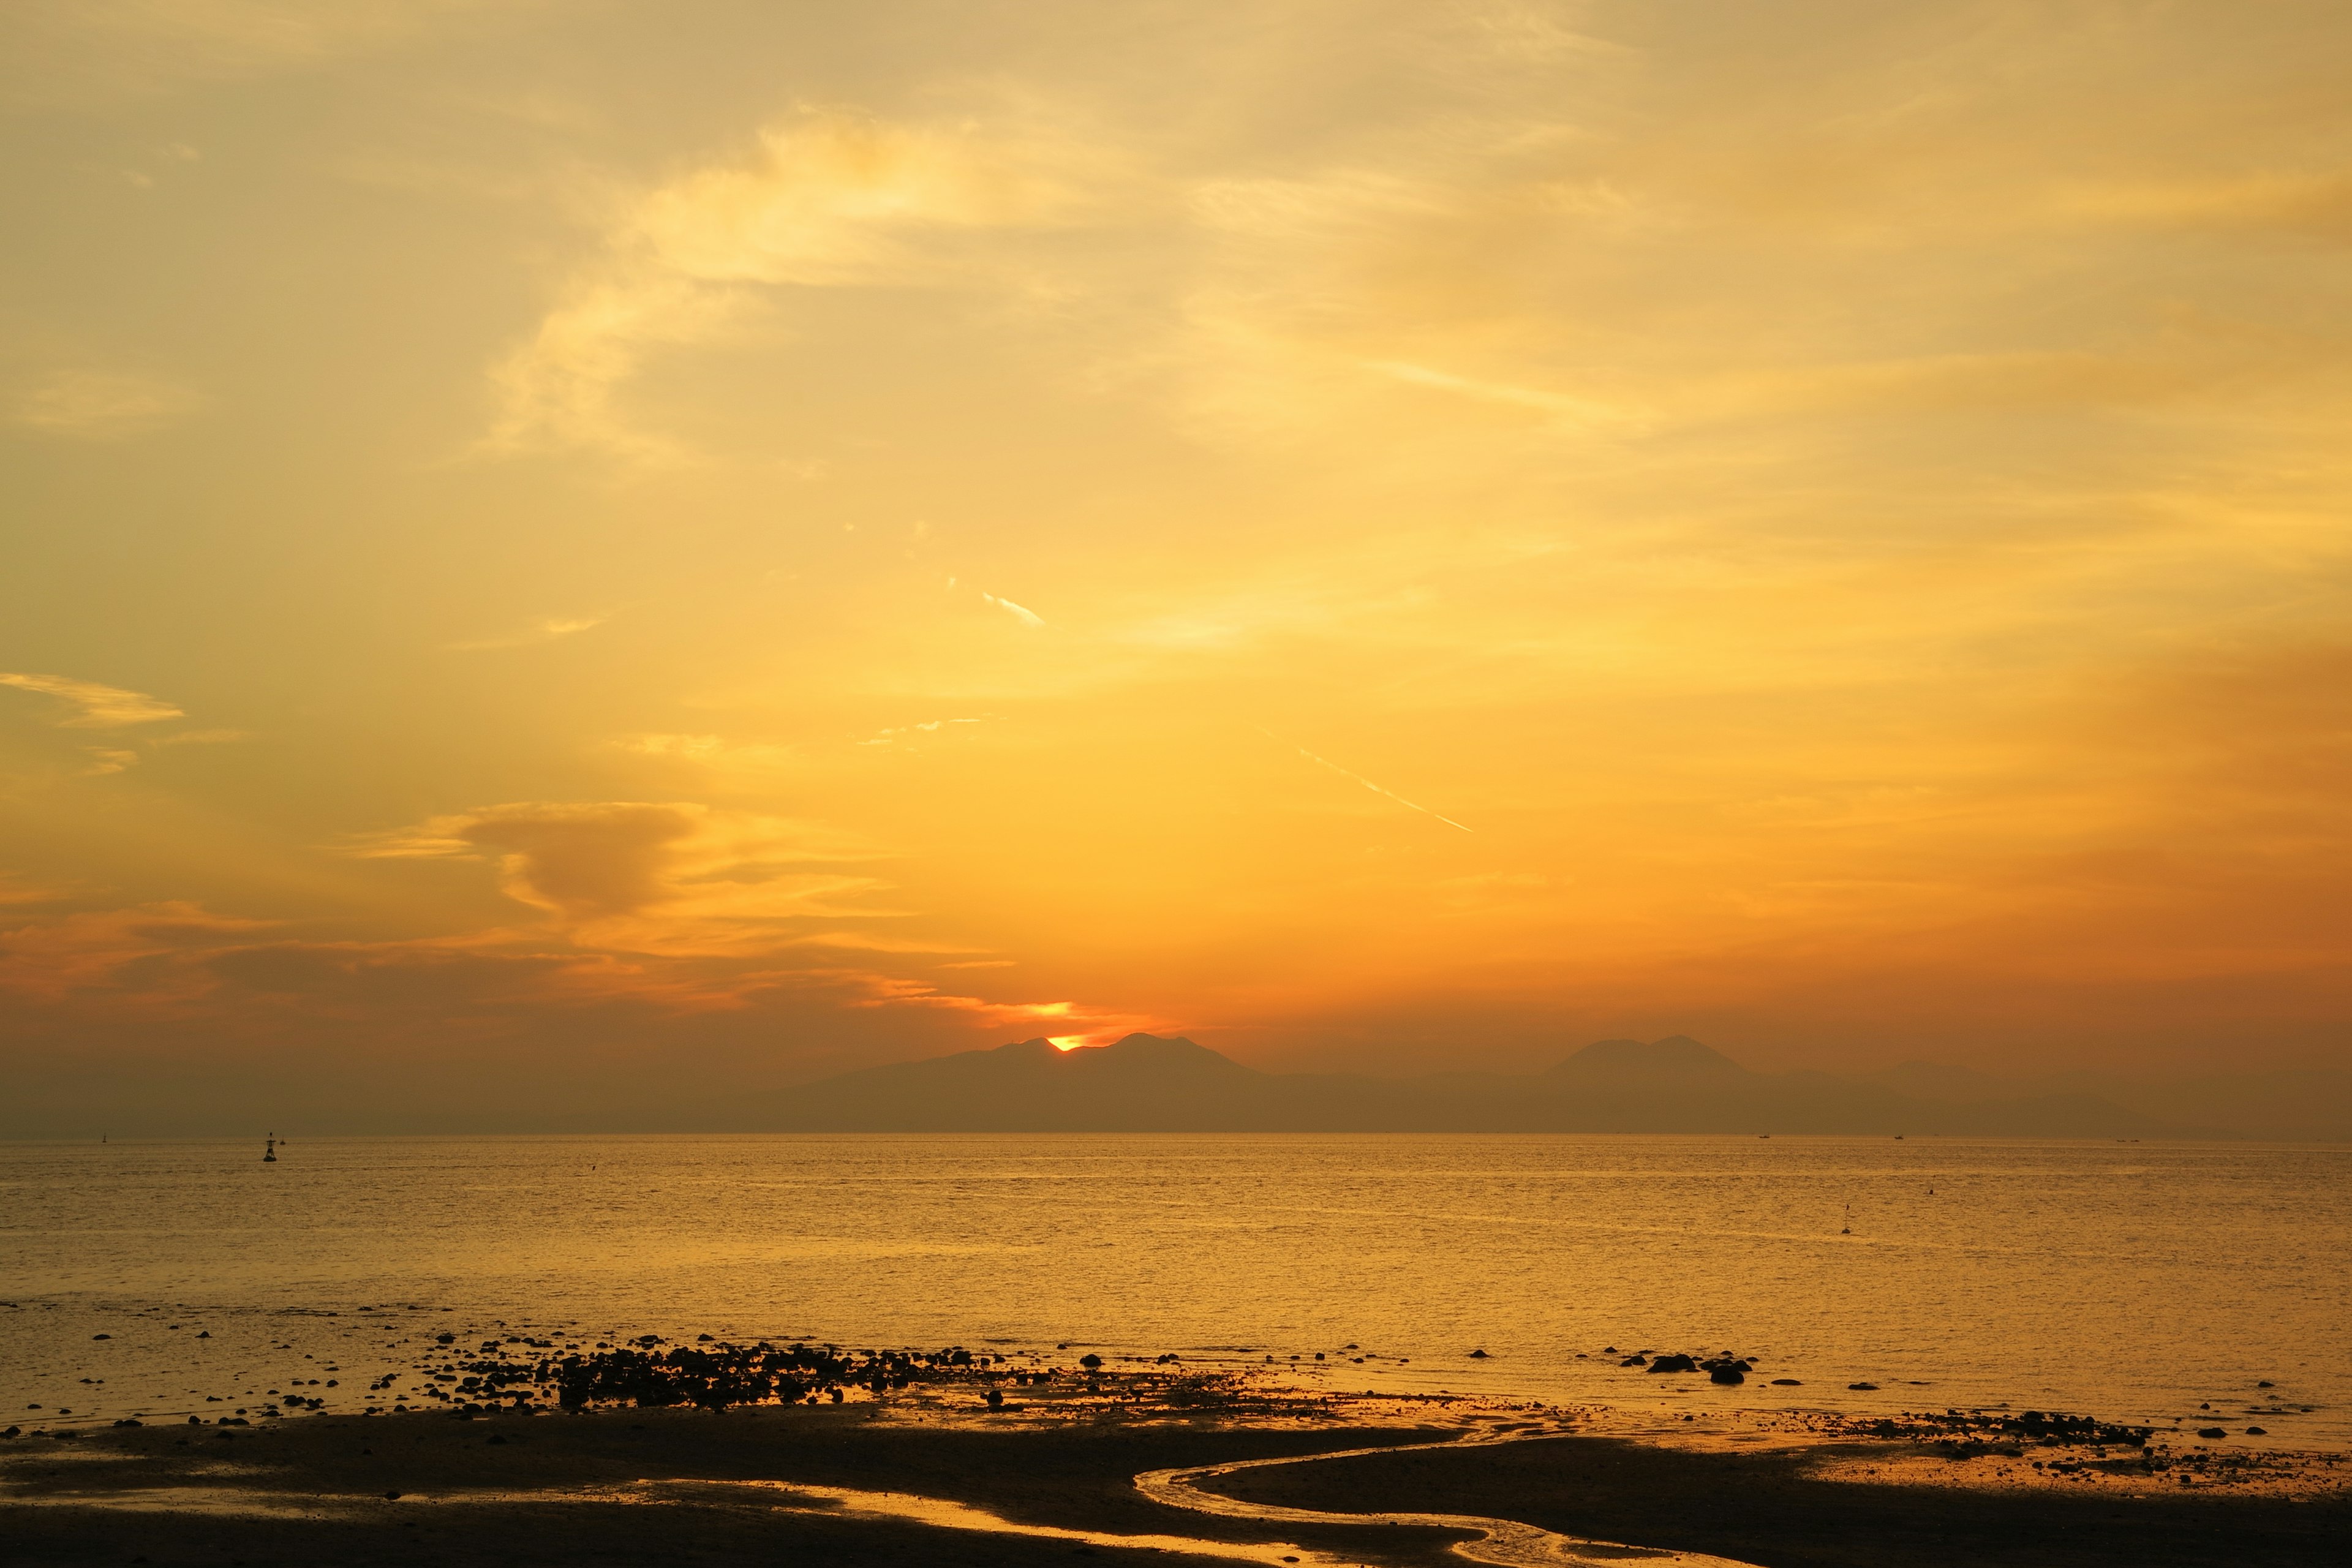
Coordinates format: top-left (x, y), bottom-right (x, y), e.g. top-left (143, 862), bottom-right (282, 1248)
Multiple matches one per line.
top-left (92, 1335), bottom-right (110, 1341)
top-left (1079, 1354), bottom-right (1102, 1370)
top-left (1468, 1349), bottom-right (1490, 1359)
top-left (2245, 1427), bottom-right (2266, 1436)
top-left (385, 1491), bottom-right (402, 1500)
top-left (984, 1389), bottom-right (1003, 1408)
top-left (2197, 1427), bottom-right (2228, 1439)
top-left (1848, 1382), bottom-right (1879, 1390)
top-left (1709, 1366), bottom-right (1745, 1385)
top-left (1646, 1354), bottom-right (1698, 1374)
top-left (1619, 1354), bottom-right (1648, 1367)
top-left (2257, 1380), bottom-right (2275, 1389)
top-left (1771, 1379), bottom-right (1802, 1386)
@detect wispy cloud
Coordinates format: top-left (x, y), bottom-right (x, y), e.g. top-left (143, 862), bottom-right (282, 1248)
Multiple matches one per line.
top-left (0, 874), bottom-right (66, 907)
top-left (982, 593), bottom-right (1046, 628)
top-left (1264, 729), bottom-right (1473, 833)
top-left (860, 717), bottom-right (985, 747)
top-left (0, 673), bottom-right (184, 728)
top-left (487, 108), bottom-right (1074, 459)
top-left (148, 728), bottom-right (252, 747)
top-left (448, 614), bottom-right (607, 651)
top-left (613, 733), bottom-right (796, 777)
top-left (0, 901), bottom-right (274, 1003)
top-left (815, 968), bottom-right (1165, 1041)
top-left (1365, 359), bottom-right (1637, 430)
top-left (352, 800), bottom-right (892, 957)
top-left (8, 371), bottom-right (199, 439)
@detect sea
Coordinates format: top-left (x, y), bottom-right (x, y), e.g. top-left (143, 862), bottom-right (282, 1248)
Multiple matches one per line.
top-left (2, 1134), bottom-right (2343, 1445)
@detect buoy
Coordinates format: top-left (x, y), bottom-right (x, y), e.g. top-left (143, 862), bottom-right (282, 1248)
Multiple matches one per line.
top-left (263, 1136), bottom-right (277, 1164)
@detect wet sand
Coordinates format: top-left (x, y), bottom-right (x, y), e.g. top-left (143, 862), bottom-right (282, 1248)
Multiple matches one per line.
top-left (4, 1371), bottom-right (2345, 1567)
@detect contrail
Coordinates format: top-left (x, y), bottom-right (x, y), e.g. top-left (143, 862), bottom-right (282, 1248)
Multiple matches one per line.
top-left (1260, 728), bottom-right (1472, 832)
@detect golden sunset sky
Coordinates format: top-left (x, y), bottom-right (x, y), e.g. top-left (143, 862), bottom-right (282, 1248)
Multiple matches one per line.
top-left (4, 2), bottom-right (2348, 1128)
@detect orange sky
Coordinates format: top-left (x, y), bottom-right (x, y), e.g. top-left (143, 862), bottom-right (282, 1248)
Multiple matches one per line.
top-left (3, 2), bottom-right (2349, 1129)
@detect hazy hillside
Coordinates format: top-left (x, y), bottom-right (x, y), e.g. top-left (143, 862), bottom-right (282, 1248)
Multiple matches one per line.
top-left (1858, 1060), bottom-right (2352, 1142)
top-left (748, 1033), bottom-right (2198, 1136)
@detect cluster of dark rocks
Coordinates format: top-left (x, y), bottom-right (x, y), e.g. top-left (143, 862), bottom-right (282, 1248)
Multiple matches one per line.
top-left (549, 1340), bottom-right (880, 1411)
top-left (1616, 1351), bottom-right (1756, 1385)
top-left (1856, 1407), bottom-right (2156, 1456)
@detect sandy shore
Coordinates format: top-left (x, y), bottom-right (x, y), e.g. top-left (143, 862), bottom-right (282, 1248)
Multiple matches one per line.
top-left (3, 1371), bottom-right (2344, 1566)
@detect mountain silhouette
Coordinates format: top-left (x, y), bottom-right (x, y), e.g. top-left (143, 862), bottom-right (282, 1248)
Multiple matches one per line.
top-left (1547, 1035), bottom-right (1749, 1082)
top-left (747, 1032), bottom-right (2183, 1136)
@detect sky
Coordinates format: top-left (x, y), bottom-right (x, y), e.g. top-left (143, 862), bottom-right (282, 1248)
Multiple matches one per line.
top-left (3, 1), bottom-right (2349, 1131)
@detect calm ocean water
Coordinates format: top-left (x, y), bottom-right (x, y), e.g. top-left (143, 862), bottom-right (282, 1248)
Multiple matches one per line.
top-left (2, 1135), bottom-right (2343, 1445)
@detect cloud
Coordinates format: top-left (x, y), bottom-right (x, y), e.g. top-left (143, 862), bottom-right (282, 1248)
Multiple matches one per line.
top-left (859, 717), bottom-right (985, 747)
top-left (148, 728), bottom-right (253, 747)
top-left (810, 968), bottom-right (1167, 1041)
top-left (982, 593), bottom-right (1046, 628)
top-left (448, 614), bottom-right (607, 651)
top-left (2060, 172), bottom-right (2352, 241)
top-left (1366, 359), bottom-right (1637, 429)
top-left (9, 371), bottom-right (200, 439)
top-left (1264, 730), bottom-right (1474, 833)
top-left (0, 901), bottom-right (274, 1003)
top-left (617, 732), bottom-right (792, 765)
top-left (0, 875), bottom-right (66, 907)
top-left (0, 673), bottom-right (184, 728)
top-left (353, 800), bottom-right (893, 956)
top-left (488, 108), bottom-right (1074, 458)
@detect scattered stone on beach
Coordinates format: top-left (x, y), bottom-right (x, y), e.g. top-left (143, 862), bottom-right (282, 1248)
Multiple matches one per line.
top-left (2246, 1427), bottom-right (2266, 1436)
top-left (1620, 1354), bottom-right (1647, 1366)
top-left (1710, 1366), bottom-right (1746, 1385)
top-left (2198, 1427), bottom-right (2228, 1439)
top-left (1646, 1354), bottom-right (1698, 1375)
top-left (1771, 1378), bottom-right (1802, 1386)
top-left (1469, 1349), bottom-right (1490, 1359)
top-left (1848, 1382), bottom-right (1879, 1390)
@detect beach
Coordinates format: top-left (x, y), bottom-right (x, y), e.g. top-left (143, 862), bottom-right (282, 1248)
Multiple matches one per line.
top-left (6, 1363), bottom-right (2345, 1567)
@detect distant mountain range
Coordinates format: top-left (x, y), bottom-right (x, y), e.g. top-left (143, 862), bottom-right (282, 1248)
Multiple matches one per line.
top-left (741, 1033), bottom-right (2344, 1137)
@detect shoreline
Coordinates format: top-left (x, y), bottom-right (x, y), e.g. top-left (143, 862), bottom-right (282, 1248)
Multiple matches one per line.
top-left (5, 1367), bottom-right (2345, 1566)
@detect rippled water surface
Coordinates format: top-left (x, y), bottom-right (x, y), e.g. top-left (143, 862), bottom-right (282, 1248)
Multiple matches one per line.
top-left (2, 1134), bottom-right (2344, 1443)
